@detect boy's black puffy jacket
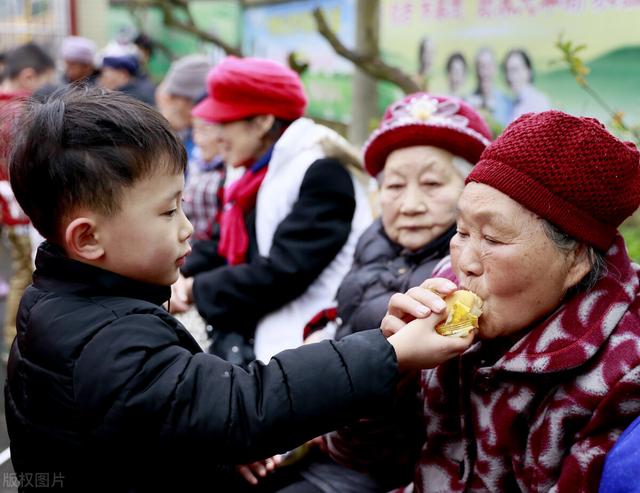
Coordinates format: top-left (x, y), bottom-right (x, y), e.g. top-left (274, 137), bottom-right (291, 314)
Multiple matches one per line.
top-left (4, 243), bottom-right (398, 492)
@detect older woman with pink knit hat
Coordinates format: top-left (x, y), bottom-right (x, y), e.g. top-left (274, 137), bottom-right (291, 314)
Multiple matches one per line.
top-left (326, 110), bottom-right (640, 493)
top-left (327, 93), bottom-right (492, 344)
top-left (250, 93), bottom-right (492, 493)
top-left (170, 56), bottom-right (372, 366)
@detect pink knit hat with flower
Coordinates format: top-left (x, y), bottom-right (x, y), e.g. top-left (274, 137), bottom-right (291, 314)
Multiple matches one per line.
top-left (467, 110), bottom-right (640, 251)
top-left (363, 93), bottom-right (492, 176)
top-left (192, 56), bottom-right (307, 123)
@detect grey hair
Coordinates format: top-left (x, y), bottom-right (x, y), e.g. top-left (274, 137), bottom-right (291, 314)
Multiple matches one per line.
top-left (541, 219), bottom-right (607, 294)
top-left (452, 156), bottom-right (474, 179)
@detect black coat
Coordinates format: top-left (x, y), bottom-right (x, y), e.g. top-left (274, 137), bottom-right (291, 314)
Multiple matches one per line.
top-left (335, 219), bottom-right (455, 340)
top-left (5, 243), bottom-right (398, 492)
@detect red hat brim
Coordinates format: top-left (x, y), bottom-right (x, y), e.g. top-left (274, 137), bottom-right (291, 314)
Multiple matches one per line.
top-left (192, 93), bottom-right (306, 123)
top-left (363, 123), bottom-right (489, 177)
top-left (192, 95), bottom-right (255, 123)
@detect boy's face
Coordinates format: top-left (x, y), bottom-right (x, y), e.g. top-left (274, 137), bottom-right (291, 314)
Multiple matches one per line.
top-left (96, 169), bottom-right (193, 286)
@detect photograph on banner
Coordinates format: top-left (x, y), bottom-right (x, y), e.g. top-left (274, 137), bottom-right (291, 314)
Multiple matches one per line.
top-left (380, 0), bottom-right (640, 135)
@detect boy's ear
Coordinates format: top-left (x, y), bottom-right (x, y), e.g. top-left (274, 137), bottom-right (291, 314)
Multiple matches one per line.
top-left (64, 217), bottom-right (104, 261)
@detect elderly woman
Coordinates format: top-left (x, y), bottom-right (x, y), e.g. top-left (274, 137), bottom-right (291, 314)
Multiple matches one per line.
top-left (250, 94), bottom-right (491, 493)
top-left (170, 56), bottom-right (371, 364)
top-left (327, 110), bottom-right (640, 492)
top-left (332, 93), bottom-right (491, 341)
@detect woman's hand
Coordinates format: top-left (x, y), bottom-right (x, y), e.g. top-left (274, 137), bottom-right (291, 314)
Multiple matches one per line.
top-left (381, 278), bottom-right (458, 337)
top-left (236, 456), bottom-right (283, 485)
top-left (168, 275), bottom-right (194, 314)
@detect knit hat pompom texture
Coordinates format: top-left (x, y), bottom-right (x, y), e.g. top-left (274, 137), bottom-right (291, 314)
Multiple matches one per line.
top-left (363, 93), bottom-right (492, 177)
top-left (468, 110), bottom-right (640, 251)
top-left (192, 56), bottom-right (307, 123)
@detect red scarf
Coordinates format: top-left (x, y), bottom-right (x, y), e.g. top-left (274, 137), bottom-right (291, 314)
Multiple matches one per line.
top-left (217, 163), bottom-right (269, 265)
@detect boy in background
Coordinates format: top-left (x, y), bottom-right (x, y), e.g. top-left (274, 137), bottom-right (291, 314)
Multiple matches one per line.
top-left (0, 42), bottom-right (55, 361)
top-left (5, 87), bottom-right (473, 492)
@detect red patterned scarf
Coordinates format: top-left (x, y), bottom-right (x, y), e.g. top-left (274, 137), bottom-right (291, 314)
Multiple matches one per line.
top-left (217, 148), bottom-right (273, 265)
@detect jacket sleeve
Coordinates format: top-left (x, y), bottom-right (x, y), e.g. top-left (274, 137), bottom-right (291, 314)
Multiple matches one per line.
top-left (191, 158), bottom-right (356, 336)
top-left (551, 366), bottom-right (640, 493)
top-left (73, 316), bottom-right (398, 465)
top-left (325, 375), bottom-right (425, 489)
top-left (599, 416), bottom-right (640, 493)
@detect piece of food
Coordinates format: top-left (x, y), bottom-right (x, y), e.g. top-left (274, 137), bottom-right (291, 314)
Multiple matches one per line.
top-left (435, 290), bottom-right (483, 337)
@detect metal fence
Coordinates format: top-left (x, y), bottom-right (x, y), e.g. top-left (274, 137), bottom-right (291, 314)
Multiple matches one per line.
top-left (0, 0), bottom-right (70, 55)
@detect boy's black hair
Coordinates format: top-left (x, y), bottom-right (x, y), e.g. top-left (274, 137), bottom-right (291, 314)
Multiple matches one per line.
top-left (9, 86), bottom-right (187, 242)
top-left (3, 43), bottom-right (55, 81)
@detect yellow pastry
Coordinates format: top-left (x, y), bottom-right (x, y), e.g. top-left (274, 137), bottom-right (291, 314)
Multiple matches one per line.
top-left (435, 290), bottom-right (483, 337)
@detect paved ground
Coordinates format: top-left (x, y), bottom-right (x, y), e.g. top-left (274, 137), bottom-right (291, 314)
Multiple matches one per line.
top-left (0, 235), bottom-right (17, 493)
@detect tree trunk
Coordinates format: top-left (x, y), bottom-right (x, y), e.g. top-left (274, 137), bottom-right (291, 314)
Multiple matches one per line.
top-left (348, 0), bottom-right (379, 147)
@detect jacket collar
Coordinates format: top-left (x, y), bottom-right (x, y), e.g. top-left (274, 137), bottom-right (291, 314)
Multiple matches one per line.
top-left (33, 242), bottom-right (171, 306)
top-left (388, 222), bottom-right (456, 263)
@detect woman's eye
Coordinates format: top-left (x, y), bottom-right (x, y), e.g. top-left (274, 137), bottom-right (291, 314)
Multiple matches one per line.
top-left (421, 181), bottom-right (441, 187)
top-left (163, 209), bottom-right (177, 217)
top-left (455, 230), bottom-right (469, 238)
top-left (385, 183), bottom-right (404, 190)
top-left (484, 236), bottom-right (501, 245)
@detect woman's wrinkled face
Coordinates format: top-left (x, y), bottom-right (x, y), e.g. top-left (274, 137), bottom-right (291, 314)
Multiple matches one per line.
top-left (451, 183), bottom-right (585, 339)
top-left (380, 146), bottom-right (464, 251)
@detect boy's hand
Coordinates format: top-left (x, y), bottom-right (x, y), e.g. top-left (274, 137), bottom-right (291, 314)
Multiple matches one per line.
top-left (168, 275), bottom-right (193, 314)
top-left (388, 312), bottom-right (475, 371)
top-left (381, 278), bottom-right (457, 337)
top-left (236, 456), bottom-right (282, 485)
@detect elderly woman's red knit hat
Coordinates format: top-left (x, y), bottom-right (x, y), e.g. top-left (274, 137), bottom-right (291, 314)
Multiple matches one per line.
top-left (363, 93), bottom-right (492, 177)
top-left (468, 110), bottom-right (640, 251)
top-left (192, 56), bottom-right (307, 123)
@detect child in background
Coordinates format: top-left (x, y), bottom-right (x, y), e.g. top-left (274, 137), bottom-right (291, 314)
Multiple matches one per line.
top-left (5, 86), bottom-right (474, 492)
top-left (0, 42), bottom-right (55, 361)
top-left (183, 117), bottom-right (225, 239)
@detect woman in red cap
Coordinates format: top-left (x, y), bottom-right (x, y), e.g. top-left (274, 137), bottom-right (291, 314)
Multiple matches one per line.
top-left (327, 110), bottom-right (640, 492)
top-left (170, 56), bottom-right (372, 365)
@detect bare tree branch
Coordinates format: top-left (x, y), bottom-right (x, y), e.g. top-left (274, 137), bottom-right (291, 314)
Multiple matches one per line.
top-left (312, 7), bottom-right (419, 94)
top-left (125, 3), bottom-right (177, 61)
top-left (124, 0), bottom-right (243, 57)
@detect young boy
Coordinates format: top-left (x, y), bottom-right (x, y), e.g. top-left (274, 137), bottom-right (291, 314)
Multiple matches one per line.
top-left (5, 87), bottom-right (473, 492)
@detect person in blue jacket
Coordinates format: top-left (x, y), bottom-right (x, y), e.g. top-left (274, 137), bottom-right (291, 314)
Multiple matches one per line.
top-left (600, 415), bottom-right (640, 493)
